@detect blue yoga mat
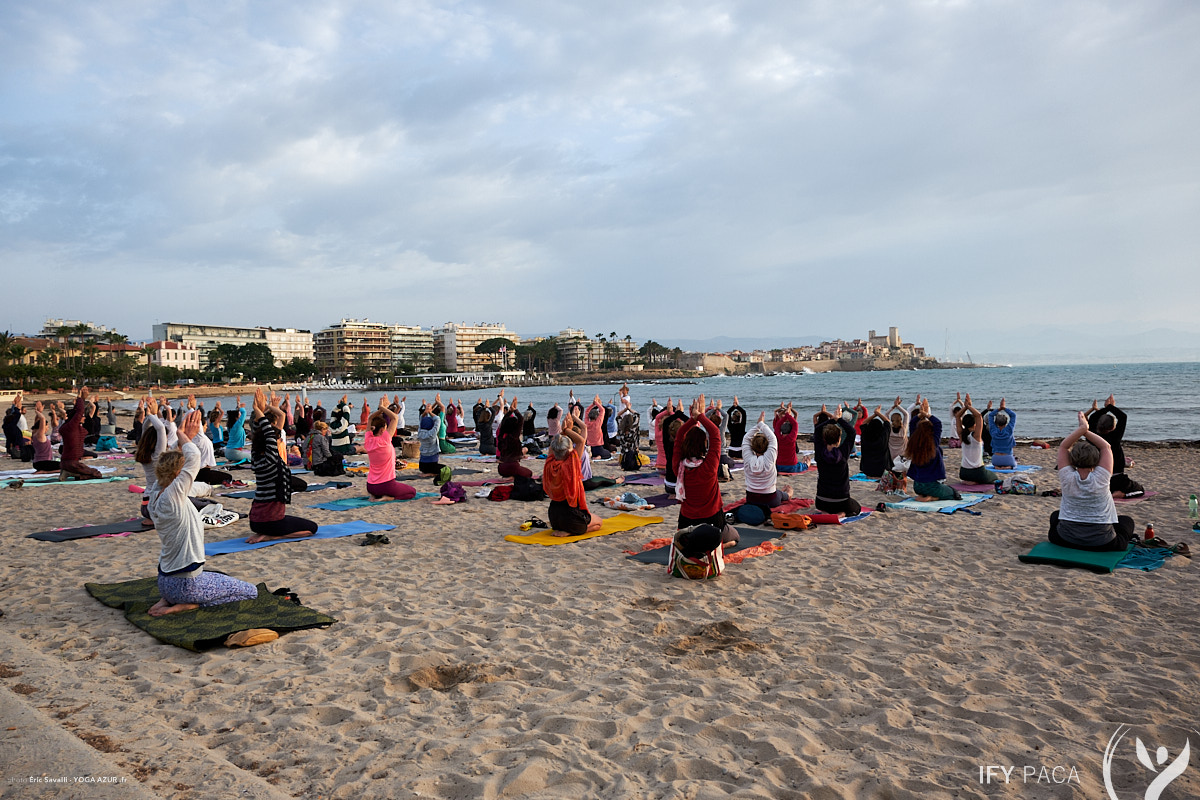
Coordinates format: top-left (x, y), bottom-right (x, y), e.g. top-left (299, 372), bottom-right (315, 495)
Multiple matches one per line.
top-left (204, 520), bottom-right (396, 556)
top-left (989, 464), bottom-right (1041, 473)
top-left (885, 493), bottom-right (992, 515)
top-left (306, 492), bottom-right (438, 511)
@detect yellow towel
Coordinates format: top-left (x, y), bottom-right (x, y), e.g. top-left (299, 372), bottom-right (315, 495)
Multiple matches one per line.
top-left (504, 513), bottom-right (665, 546)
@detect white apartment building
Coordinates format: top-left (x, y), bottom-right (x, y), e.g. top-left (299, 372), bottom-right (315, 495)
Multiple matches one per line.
top-left (432, 322), bottom-right (520, 372)
top-left (152, 322), bottom-right (314, 368)
top-left (390, 325), bottom-right (435, 371)
top-left (146, 340), bottom-right (201, 371)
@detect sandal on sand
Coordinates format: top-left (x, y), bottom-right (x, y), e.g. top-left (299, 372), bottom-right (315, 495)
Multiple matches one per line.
top-left (225, 628), bottom-right (279, 647)
top-left (360, 533), bottom-right (391, 546)
top-left (1171, 543), bottom-right (1192, 558)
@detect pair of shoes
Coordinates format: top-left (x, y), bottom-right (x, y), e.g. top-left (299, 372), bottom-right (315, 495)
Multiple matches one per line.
top-left (1171, 542), bottom-right (1192, 558)
top-left (361, 533), bottom-right (391, 546)
top-left (271, 587), bottom-right (301, 604)
top-left (875, 502), bottom-right (888, 512)
top-left (223, 479), bottom-right (249, 488)
top-left (520, 517), bottom-right (548, 531)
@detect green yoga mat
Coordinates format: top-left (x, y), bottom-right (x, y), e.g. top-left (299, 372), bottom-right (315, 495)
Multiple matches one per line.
top-left (1018, 542), bottom-right (1135, 574)
top-left (85, 578), bottom-right (337, 651)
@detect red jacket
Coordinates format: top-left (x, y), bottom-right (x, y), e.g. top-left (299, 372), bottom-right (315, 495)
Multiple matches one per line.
top-left (773, 412), bottom-right (799, 467)
top-left (60, 398), bottom-right (87, 462)
top-left (673, 413), bottom-right (722, 520)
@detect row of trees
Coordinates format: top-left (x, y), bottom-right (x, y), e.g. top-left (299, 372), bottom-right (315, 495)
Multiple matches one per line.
top-left (0, 331), bottom-right (321, 389)
top-left (475, 335), bottom-right (684, 373)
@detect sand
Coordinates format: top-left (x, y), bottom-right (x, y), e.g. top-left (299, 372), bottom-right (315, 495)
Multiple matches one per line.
top-left (1, 437), bottom-right (1198, 800)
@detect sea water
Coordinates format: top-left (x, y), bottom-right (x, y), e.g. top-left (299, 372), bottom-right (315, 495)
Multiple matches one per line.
top-left (125, 362), bottom-right (1200, 441)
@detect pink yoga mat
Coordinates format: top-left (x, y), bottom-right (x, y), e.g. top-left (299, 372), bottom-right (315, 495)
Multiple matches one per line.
top-left (951, 483), bottom-right (994, 493)
top-left (1114, 491), bottom-right (1158, 503)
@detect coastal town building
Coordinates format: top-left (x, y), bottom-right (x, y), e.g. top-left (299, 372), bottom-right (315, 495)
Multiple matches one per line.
top-left (389, 325), bottom-right (435, 372)
top-left (39, 319), bottom-right (121, 342)
top-left (314, 319), bottom-right (394, 377)
top-left (152, 322), bottom-right (314, 368)
top-left (145, 340), bottom-right (201, 371)
top-left (432, 323), bottom-right (520, 372)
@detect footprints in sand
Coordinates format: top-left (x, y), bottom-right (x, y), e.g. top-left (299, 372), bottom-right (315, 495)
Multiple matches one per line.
top-left (666, 620), bottom-right (765, 656)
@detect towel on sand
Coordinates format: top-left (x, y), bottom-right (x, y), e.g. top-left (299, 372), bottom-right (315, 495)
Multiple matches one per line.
top-left (626, 527), bottom-right (782, 565)
top-left (204, 520), bottom-right (396, 556)
top-left (505, 513), bottom-right (664, 545)
top-left (85, 578), bottom-right (336, 651)
top-left (885, 493), bottom-right (991, 514)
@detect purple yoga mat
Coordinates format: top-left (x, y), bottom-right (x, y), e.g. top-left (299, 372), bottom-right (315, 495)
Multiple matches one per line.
top-left (623, 474), bottom-right (665, 486)
top-left (639, 493), bottom-right (679, 508)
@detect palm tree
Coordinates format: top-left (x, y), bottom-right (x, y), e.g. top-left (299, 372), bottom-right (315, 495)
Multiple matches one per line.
top-left (81, 343), bottom-right (100, 368)
top-left (103, 332), bottom-right (128, 365)
top-left (0, 330), bottom-right (13, 368)
top-left (8, 344), bottom-right (28, 365)
top-left (141, 345), bottom-right (156, 385)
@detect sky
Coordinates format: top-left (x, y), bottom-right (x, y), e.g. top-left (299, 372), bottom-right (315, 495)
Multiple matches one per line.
top-left (2, 0), bottom-right (1199, 359)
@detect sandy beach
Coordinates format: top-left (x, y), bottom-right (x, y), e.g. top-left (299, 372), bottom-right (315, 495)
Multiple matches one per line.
top-left (1, 434), bottom-right (1198, 800)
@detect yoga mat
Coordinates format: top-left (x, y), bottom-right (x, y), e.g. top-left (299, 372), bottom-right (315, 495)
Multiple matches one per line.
top-left (638, 493), bottom-right (679, 508)
top-left (623, 474), bottom-right (665, 486)
top-left (989, 464), bottom-right (1041, 473)
top-left (850, 473), bottom-right (879, 483)
top-left (1018, 542), bottom-right (1135, 574)
top-left (397, 468), bottom-right (483, 480)
top-left (305, 493), bottom-right (438, 511)
top-left (1114, 491), bottom-right (1159, 504)
top-left (290, 468), bottom-right (310, 474)
top-left (223, 481), bottom-right (352, 499)
top-left (885, 493), bottom-right (992, 515)
top-left (3, 476), bottom-right (129, 488)
top-left (204, 520), bottom-right (397, 556)
top-left (950, 482), bottom-right (995, 493)
top-left (443, 454), bottom-right (496, 462)
top-left (29, 519), bottom-right (151, 542)
top-left (85, 579), bottom-right (336, 651)
top-left (505, 513), bottom-right (664, 546)
top-left (627, 527), bottom-right (780, 565)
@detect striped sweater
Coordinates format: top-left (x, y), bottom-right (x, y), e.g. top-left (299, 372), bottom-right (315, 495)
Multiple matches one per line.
top-left (252, 416), bottom-right (292, 504)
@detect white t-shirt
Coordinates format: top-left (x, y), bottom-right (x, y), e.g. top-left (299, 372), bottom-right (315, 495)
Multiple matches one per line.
top-left (960, 435), bottom-right (985, 469)
top-left (1058, 466), bottom-right (1117, 524)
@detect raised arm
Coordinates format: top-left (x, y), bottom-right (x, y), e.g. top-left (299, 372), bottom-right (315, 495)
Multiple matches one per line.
top-left (1059, 411), bottom-right (1113, 472)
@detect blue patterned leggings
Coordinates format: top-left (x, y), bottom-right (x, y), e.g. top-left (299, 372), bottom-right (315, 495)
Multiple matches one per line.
top-left (157, 571), bottom-right (258, 607)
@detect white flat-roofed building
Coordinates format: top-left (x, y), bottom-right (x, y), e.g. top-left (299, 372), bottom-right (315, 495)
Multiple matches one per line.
top-left (432, 322), bottom-right (520, 372)
top-left (152, 322), bottom-right (313, 368)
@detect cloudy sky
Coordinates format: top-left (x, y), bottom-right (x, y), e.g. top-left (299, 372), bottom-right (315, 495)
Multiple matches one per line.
top-left (2, 1), bottom-right (1198, 356)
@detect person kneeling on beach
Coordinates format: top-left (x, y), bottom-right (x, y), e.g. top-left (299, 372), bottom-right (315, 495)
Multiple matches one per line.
top-left (813, 405), bottom-right (861, 517)
top-left (247, 388), bottom-right (319, 544)
top-left (1048, 411), bottom-right (1135, 551)
top-left (986, 399), bottom-right (1018, 469)
top-left (675, 395), bottom-right (740, 548)
top-left (905, 398), bottom-right (960, 502)
top-left (542, 413), bottom-right (602, 536)
top-left (364, 398), bottom-right (416, 503)
top-left (148, 409), bottom-right (258, 617)
top-left (955, 395), bottom-right (998, 485)
top-left (742, 412), bottom-right (793, 511)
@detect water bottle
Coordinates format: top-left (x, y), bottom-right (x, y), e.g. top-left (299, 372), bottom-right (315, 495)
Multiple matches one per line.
top-left (1189, 494), bottom-right (1199, 520)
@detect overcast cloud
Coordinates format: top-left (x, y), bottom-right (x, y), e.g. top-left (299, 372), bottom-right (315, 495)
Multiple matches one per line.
top-left (2, 1), bottom-right (1198, 355)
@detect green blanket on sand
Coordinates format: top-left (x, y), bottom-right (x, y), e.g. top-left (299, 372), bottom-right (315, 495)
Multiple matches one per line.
top-left (85, 578), bottom-right (337, 651)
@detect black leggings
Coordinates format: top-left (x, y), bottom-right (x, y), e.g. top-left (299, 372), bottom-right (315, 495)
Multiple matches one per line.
top-left (1048, 510), bottom-right (1135, 552)
top-left (815, 496), bottom-right (863, 517)
top-left (419, 461), bottom-right (442, 476)
top-left (33, 460), bottom-right (60, 472)
top-left (249, 516), bottom-right (319, 537)
top-left (196, 467), bottom-right (232, 485)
